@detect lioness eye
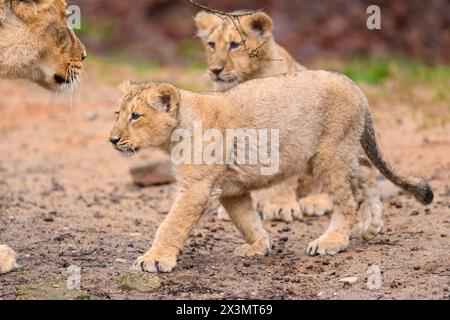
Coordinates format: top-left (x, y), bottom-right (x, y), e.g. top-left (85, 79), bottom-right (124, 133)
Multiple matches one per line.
top-left (207, 42), bottom-right (215, 49)
top-left (131, 112), bottom-right (141, 121)
top-left (230, 41), bottom-right (241, 49)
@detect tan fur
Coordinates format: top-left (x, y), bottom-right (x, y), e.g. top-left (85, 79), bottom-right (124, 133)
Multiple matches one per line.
top-left (0, 0), bottom-right (86, 275)
top-left (0, 0), bottom-right (86, 90)
top-left (110, 72), bottom-right (433, 272)
top-left (195, 11), bottom-right (305, 92)
top-left (195, 11), bottom-right (386, 233)
top-left (195, 11), bottom-right (309, 221)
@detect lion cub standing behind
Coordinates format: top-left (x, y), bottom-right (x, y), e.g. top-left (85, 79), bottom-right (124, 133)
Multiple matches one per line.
top-left (110, 71), bottom-right (433, 273)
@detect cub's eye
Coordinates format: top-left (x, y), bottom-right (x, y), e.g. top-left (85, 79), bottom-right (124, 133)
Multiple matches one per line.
top-left (131, 112), bottom-right (141, 121)
top-left (207, 42), bottom-right (215, 49)
top-left (230, 41), bottom-right (241, 50)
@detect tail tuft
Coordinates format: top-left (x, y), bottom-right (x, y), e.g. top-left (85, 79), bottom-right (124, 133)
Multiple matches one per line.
top-left (408, 178), bottom-right (434, 205)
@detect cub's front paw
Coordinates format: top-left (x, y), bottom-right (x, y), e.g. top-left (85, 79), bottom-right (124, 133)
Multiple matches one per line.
top-left (259, 198), bottom-right (300, 222)
top-left (132, 252), bottom-right (177, 273)
top-left (306, 232), bottom-right (349, 256)
top-left (299, 194), bottom-right (334, 217)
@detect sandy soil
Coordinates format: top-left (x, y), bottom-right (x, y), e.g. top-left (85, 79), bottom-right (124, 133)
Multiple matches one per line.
top-left (0, 72), bottom-right (449, 300)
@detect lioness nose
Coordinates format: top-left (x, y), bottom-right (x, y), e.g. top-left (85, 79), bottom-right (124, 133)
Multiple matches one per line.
top-left (110, 136), bottom-right (121, 145)
top-left (211, 68), bottom-right (224, 76)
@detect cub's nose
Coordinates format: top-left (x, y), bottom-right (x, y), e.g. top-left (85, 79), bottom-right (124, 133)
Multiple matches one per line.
top-left (109, 136), bottom-right (121, 145)
top-left (210, 67), bottom-right (224, 76)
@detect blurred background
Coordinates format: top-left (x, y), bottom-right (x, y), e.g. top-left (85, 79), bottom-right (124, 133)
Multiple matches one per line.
top-left (75, 0), bottom-right (449, 65)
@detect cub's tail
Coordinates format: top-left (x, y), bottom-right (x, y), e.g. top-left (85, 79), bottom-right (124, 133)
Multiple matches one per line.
top-left (360, 112), bottom-right (433, 205)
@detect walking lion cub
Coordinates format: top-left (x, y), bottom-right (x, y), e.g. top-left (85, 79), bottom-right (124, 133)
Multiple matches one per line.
top-left (110, 71), bottom-right (433, 273)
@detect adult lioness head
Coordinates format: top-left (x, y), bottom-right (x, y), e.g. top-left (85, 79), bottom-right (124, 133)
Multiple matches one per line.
top-left (110, 81), bottom-right (180, 156)
top-left (195, 11), bottom-right (274, 91)
top-left (0, 0), bottom-right (86, 90)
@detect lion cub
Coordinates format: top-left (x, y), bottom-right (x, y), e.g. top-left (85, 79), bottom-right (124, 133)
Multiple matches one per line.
top-left (110, 71), bottom-right (433, 273)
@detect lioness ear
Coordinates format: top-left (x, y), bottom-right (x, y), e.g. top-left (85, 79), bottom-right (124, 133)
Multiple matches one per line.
top-left (119, 80), bottom-right (135, 94)
top-left (10, 0), bottom-right (40, 21)
top-left (242, 12), bottom-right (273, 38)
top-left (156, 83), bottom-right (180, 114)
top-left (194, 11), bottom-right (221, 38)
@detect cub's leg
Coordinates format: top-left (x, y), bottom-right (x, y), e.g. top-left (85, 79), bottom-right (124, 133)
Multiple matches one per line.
top-left (307, 138), bottom-right (362, 256)
top-left (132, 181), bottom-right (212, 273)
top-left (357, 155), bottom-right (384, 240)
top-left (296, 168), bottom-right (334, 217)
top-left (257, 176), bottom-right (301, 222)
top-left (220, 192), bottom-right (272, 257)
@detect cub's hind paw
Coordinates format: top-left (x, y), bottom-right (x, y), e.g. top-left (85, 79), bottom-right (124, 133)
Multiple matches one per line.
top-left (359, 197), bottom-right (384, 241)
top-left (259, 199), bottom-right (300, 222)
top-left (299, 194), bottom-right (334, 217)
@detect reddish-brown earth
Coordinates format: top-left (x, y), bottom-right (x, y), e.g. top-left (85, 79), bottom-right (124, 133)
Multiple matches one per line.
top-left (0, 67), bottom-right (449, 300)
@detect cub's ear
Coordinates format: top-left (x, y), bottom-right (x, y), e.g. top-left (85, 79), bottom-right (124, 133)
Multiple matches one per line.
top-left (155, 83), bottom-right (180, 114)
top-left (242, 12), bottom-right (273, 38)
top-left (119, 80), bottom-right (136, 94)
top-left (194, 11), bottom-right (221, 38)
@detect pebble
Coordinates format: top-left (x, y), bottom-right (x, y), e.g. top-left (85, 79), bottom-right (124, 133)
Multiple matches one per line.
top-left (119, 272), bottom-right (161, 293)
top-left (115, 258), bottom-right (127, 263)
top-left (84, 111), bottom-right (98, 121)
top-left (410, 210), bottom-right (420, 216)
top-left (339, 276), bottom-right (358, 284)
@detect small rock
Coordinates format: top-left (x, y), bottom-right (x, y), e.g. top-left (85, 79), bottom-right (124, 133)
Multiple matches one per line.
top-left (84, 111), bottom-right (98, 121)
top-left (389, 200), bottom-right (403, 209)
top-left (115, 258), bottom-right (127, 263)
top-left (279, 237), bottom-right (289, 242)
top-left (413, 265), bottom-right (421, 270)
top-left (119, 272), bottom-right (161, 293)
top-left (93, 212), bottom-right (104, 219)
top-left (43, 215), bottom-right (54, 222)
top-left (339, 276), bottom-right (358, 284)
top-left (90, 260), bottom-right (106, 268)
top-left (125, 244), bottom-right (137, 253)
top-left (16, 278), bottom-right (90, 300)
top-left (243, 262), bottom-right (251, 268)
top-left (410, 210), bottom-right (420, 216)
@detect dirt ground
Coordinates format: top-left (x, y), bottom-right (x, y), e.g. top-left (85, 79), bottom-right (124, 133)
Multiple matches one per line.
top-left (0, 65), bottom-right (449, 300)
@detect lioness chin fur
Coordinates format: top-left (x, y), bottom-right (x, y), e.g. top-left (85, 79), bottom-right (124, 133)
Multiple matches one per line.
top-left (110, 71), bottom-right (433, 273)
